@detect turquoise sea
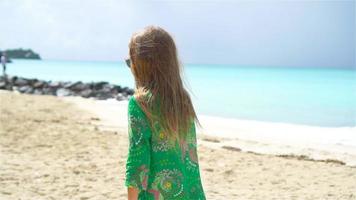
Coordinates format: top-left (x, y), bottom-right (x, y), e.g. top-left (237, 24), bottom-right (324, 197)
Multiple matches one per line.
top-left (6, 59), bottom-right (356, 127)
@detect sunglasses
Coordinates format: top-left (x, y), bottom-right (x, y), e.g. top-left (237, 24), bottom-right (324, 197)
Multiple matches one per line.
top-left (125, 58), bottom-right (131, 68)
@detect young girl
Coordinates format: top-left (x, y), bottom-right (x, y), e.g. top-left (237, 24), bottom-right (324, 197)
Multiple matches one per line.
top-left (125, 26), bottom-right (206, 200)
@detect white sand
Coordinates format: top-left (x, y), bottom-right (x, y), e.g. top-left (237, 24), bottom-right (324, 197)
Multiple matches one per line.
top-left (1, 91), bottom-right (356, 199)
top-left (64, 96), bottom-right (356, 167)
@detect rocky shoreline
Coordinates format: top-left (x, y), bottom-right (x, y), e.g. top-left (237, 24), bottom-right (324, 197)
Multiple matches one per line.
top-left (0, 75), bottom-right (134, 101)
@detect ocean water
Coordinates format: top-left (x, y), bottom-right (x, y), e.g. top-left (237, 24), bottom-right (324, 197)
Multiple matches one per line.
top-left (6, 59), bottom-right (356, 127)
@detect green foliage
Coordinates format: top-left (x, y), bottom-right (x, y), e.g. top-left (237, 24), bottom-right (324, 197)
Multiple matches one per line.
top-left (0, 48), bottom-right (41, 59)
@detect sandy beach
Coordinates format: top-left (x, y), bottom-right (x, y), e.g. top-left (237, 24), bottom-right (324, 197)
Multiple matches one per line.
top-left (1, 91), bottom-right (356, 200)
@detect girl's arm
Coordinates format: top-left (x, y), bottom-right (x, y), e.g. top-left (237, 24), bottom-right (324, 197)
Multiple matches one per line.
top-left (125, 96), bottom-right (151, 199)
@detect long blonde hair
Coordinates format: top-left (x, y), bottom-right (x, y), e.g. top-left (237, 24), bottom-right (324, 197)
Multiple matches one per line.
top-left (129, 25), bottom-right (200, 141)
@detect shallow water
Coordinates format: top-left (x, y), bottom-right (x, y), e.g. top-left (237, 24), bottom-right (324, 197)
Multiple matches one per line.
top-left (7, 59), bottom-right (356, 127)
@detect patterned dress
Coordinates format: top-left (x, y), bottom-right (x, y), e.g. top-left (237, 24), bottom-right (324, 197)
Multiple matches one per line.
top-left (125, 95), bottom-right (206, 200)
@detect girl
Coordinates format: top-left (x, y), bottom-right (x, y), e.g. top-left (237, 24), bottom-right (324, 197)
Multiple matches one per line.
top-left (125, 26), bottom-right (206, 200)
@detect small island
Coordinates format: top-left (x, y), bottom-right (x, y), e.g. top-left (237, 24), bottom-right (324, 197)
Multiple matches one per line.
top-left (1, 48), bottom-right (41, 60)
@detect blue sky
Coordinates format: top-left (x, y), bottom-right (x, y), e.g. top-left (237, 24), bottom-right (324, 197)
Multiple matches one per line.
top-left (0, 0), bottom-right (355, 68)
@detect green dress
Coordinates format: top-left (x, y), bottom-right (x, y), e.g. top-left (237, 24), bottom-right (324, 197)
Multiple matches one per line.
top-left (125, 95), bottom-right (206, 200)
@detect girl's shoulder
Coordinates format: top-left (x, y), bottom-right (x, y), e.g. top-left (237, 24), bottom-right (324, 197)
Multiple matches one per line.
top-left (128, 92), bottom-right (152, 115)
top-left (128, 94), bottom-right (142, 115)
top-left (129, 92), bottom-right (147, 105)
top-left (131, 89), bottom-right (152, 102)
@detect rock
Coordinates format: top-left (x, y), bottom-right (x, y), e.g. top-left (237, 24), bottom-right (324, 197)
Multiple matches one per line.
top-left (33, 80), bottom-right (46, 88)
top-left (115, 93), bottom-right (125, 101)
top-left (64, 81), bottom-right (80, 89)
top-left (14, 77), bottom-right (29, 86)
top-left (28, 78), bottom-right (39, 85)
top-left (0, 81), bottom-right (5, 89)
top-left (101, 84), bottom-right (113, 93)
top-left (33, 89), bottom-right (43, 95)
top-left (56, 88), bottom-right (72, 97)
top-left (103, 83), bottom-right (113, 88)
top-left (92, 81), bottom-right (109, 90)
top-left (94, 90), bottom-right (113, 100)
top-left (1, 75), bottom-right (134, 100)
top-left (105, 84), bottom-right (122, 95)
top-left (121, 87), bottom-right (134, 96)
top-left (42, 88), bottom-right (56, 95)
top-left (113, 85), bottom-right (122, 93)
top-left (71, 82), bottom-right (89, 91)
top-left (18, 86), bottom-right (33, 94)
top-left (5, 85), bottom-right (13, 91)
top-left (48, 81), bottom-right (62, 88)
top-left (127, 88), bottom-right (134, 95)
top-left (17, 86), bottom-right (26, 93)
top-left (79, 89), bottom-right (93, 98)
top-left (9, 76), bottom-right (17, 83)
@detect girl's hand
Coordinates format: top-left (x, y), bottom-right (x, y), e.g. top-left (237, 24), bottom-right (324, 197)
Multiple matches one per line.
top-left (127, 186), bottom-right (138, 200)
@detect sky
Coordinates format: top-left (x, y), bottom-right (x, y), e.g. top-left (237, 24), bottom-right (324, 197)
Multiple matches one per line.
top-left (0, 0), bottom-right (355, 68)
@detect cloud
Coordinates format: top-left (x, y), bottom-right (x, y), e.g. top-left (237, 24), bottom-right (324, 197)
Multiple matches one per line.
top-left (0, 0), bottom-right (354, 68)
top-left (1, 0), bottom-right (139, 60)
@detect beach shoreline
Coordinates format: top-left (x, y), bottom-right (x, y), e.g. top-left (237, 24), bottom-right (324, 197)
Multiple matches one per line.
top-left (62, 94), bottom-right (356, 167)
top-left (1, 91), bottom-right (356, 199)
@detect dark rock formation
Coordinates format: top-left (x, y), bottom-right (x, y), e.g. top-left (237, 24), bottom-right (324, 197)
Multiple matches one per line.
top-left (0, 75), bottom-right (134, 101)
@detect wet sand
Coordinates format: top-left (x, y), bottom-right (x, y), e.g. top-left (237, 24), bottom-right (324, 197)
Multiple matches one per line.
top-left (1, 91), bottom-right (355, 199)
